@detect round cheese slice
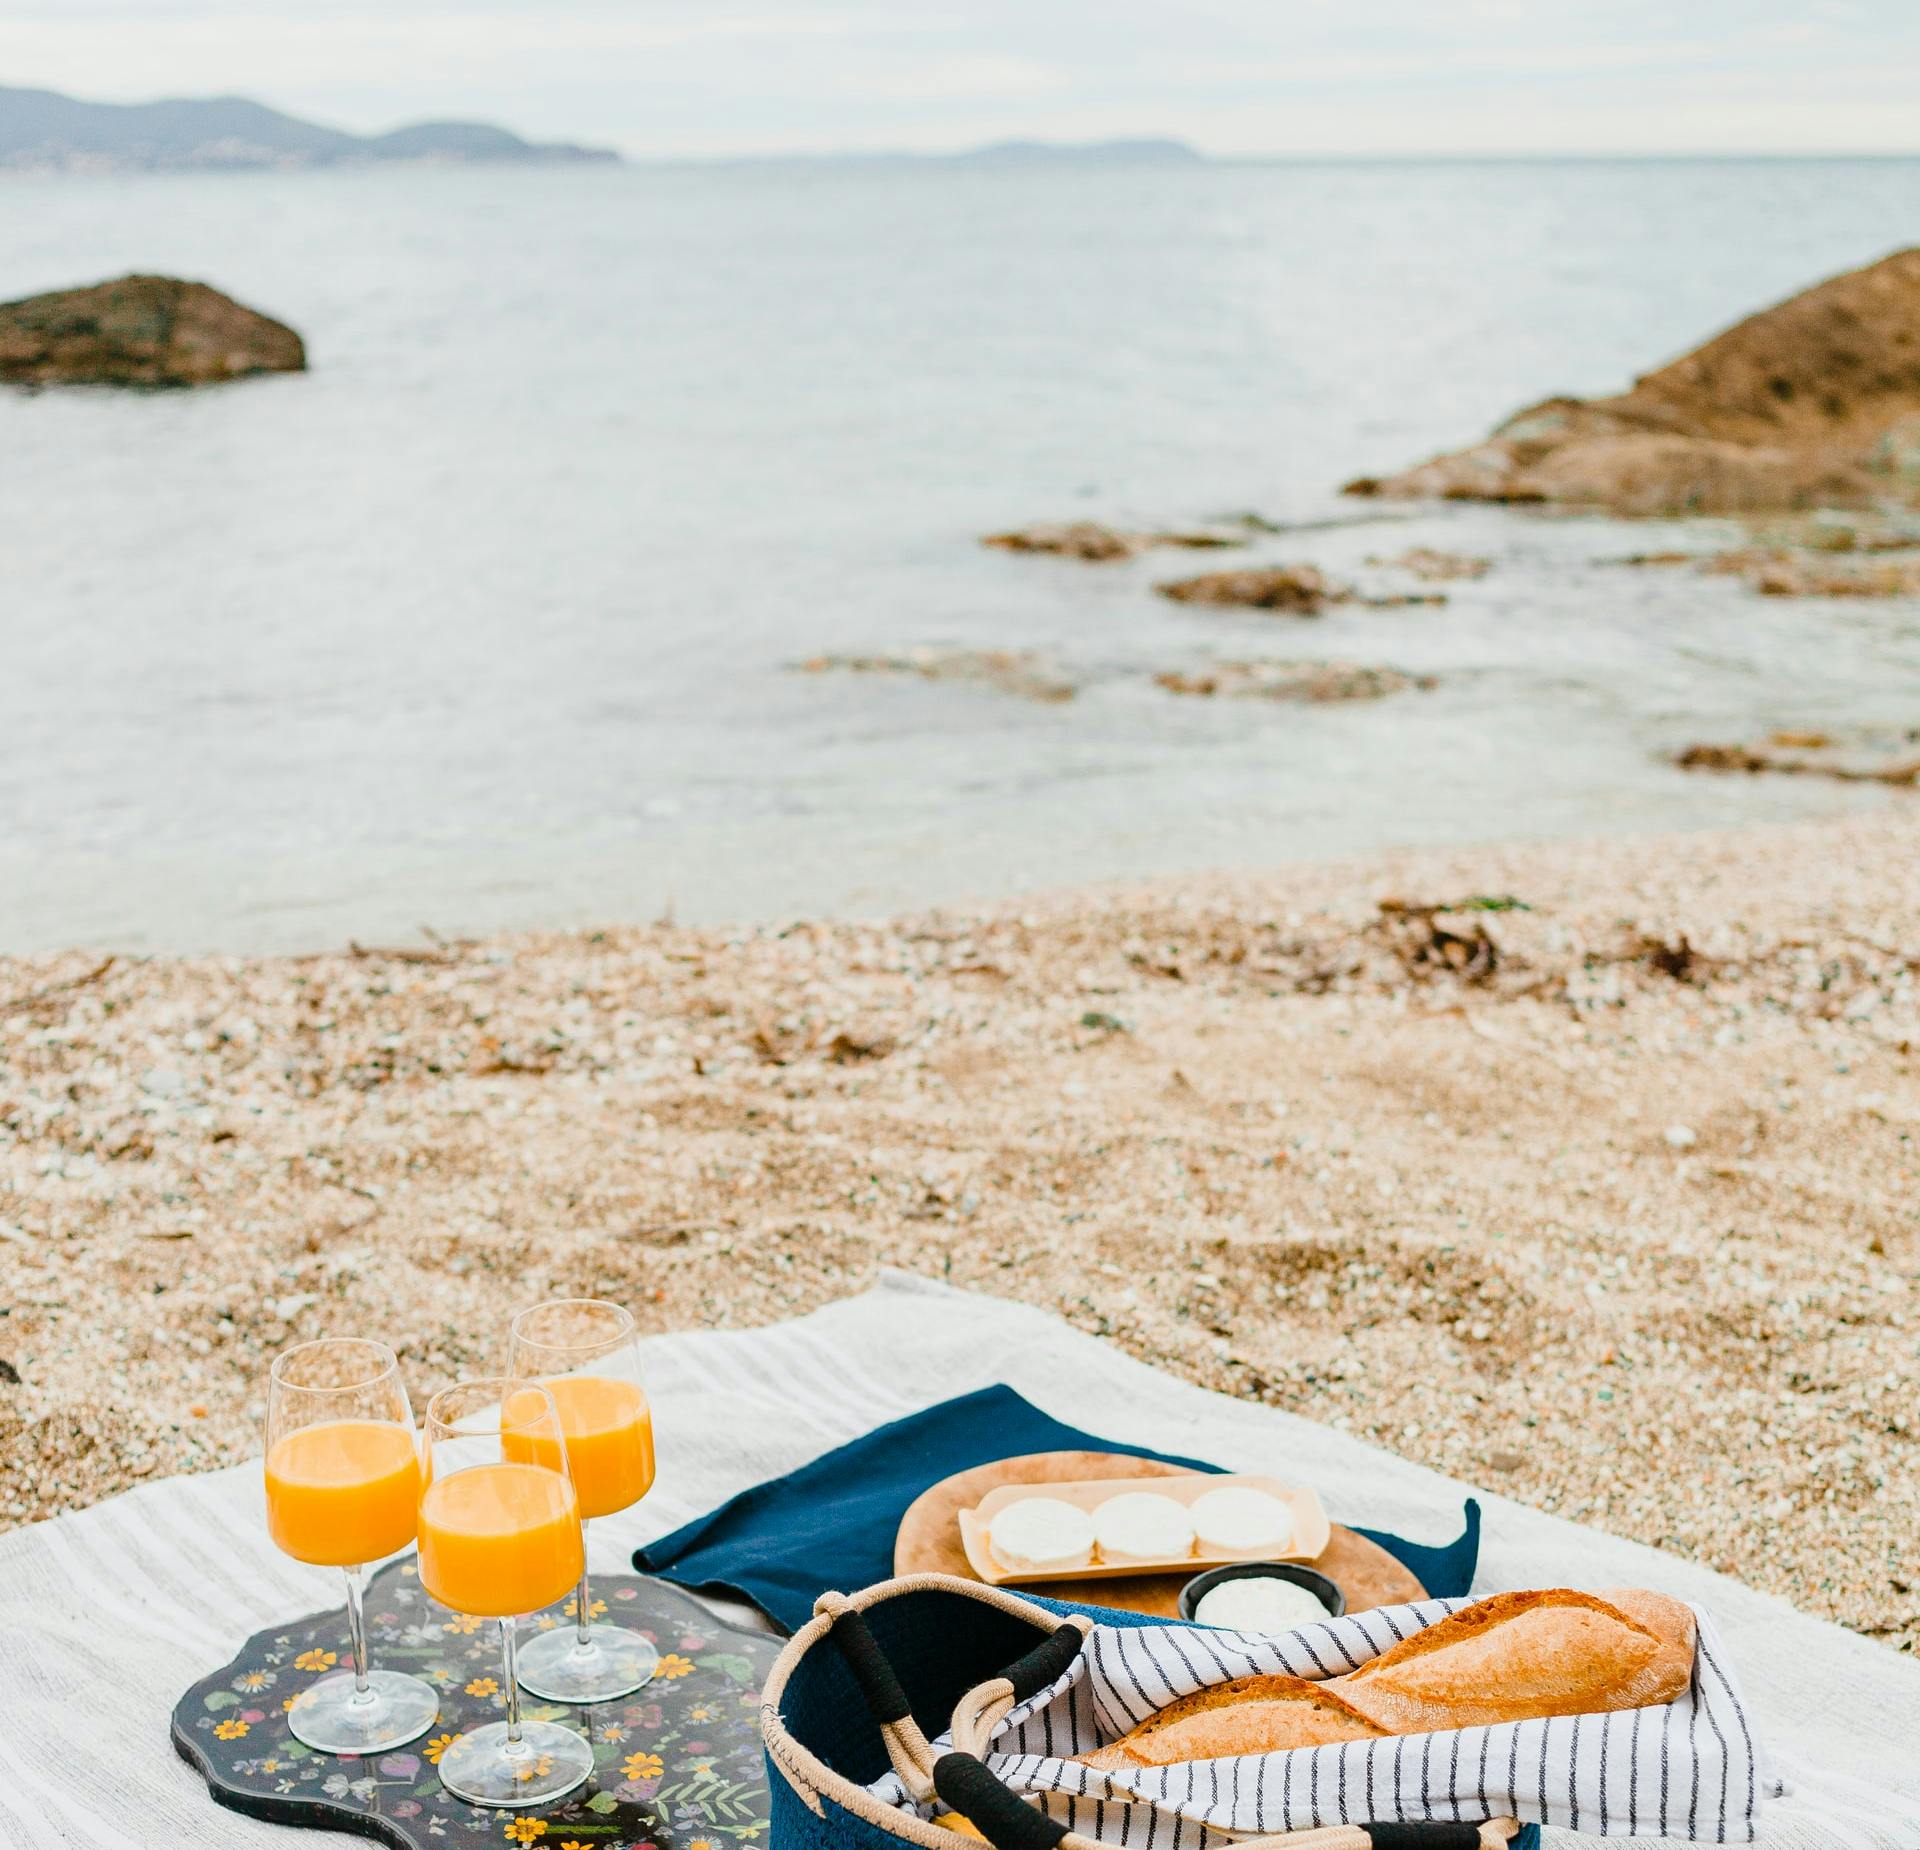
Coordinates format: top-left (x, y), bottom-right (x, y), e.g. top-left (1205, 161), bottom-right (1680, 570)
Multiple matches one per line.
top-left (1091, 1491), bottom-right (1195, 1566)
top-left (987, 1496), bottom-right (1095, 1574)
top-left (1190, 1486), bottom-right (1295, 1557)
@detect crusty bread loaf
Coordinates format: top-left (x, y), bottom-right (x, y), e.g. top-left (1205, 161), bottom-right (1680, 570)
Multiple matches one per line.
top-left (1079, 1588), bottom-right (1696, 1769)
top-left (1595, 1589), bottom-right (1697, 1708)
top-left (1080, 1675), bottom-right (1384, 1769)
top-left (1334, 1588), bottom-right (1694, 1733)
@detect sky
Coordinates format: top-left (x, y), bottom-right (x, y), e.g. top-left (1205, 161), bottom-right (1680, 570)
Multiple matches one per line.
top-left (6, 0), bottom-right (1920, 158)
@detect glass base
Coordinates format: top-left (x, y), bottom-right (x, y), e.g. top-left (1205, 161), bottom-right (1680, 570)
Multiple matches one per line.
top-left (437, 1719), bottom-right (595, 1807)
top-left (286, 1669), bottom-right (440, 1755)
top-left (514, 1621), bottom-right (660, 1703)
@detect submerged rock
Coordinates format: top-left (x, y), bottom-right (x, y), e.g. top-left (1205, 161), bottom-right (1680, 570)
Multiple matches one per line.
top-left (1701, 548), bottom-right (1920, 597)
top-left (1676, 728), bottom-right (1920, 786)
top-left (982, 521), bottom-right (1246, 560)
top-left (1156, 564), bottom-right (1445, 613)
top-left (0, 274), bottom-right (305, 387)
top-left (1155, 660), bottom-right (1435, 703)
top-left (1618, 518), bottom-right (1920, 595)
top-left (984, 521), bottom-right (1142, 561)
top-left (1156, 564), bottom-right (1349, 612)
top-left (1369, 546), bottom-right (1493, 582)
top-left (794, 649), bottom-right (1076, 703)
top-left (1348, 248), bottom-right (1920, 515)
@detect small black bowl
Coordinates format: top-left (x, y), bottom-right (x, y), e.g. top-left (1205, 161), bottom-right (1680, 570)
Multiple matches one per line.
top-left (1178, 1561), bottom-right (1346, 1624)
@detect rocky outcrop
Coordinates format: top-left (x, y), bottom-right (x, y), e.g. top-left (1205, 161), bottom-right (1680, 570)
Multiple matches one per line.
top-left (0, 274), bottom-right (305, 386)
top-left (1155, 660), bottom-right (1435, 703)
top-left (1348, 248), bottom-right (1920, 515)
top-left (982, 521), bottom-right (1245, 560)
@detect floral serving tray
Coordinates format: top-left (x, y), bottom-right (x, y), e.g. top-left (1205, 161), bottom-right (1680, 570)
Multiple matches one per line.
top-left (171, 1556), bottom-right (779, 1850)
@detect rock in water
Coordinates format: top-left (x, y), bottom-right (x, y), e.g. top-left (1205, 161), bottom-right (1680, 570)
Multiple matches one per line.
top-left (1154, 660), bottom-right (1435, 703)
top-left (1348, 248), bottom-right (1920, 515)
top-left (982, 522), bottom-right (1146, 560)
top-left (1156, 564), bottom-right (1349, 611)
top-left (982, 521), bottom-right (1248, 560)
top-left (0, 274), bottom-right (305, 387)
top-left (1676, 729), bottom-right (1920, 786)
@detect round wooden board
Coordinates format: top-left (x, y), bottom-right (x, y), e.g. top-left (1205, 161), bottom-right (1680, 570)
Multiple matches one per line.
top-left (895, 1450), bottom-right (1425, 1619)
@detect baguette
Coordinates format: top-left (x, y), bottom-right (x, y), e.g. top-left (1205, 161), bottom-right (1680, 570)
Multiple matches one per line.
top-left (1335, 1587), bottom-right (1694, 1732)
top-left (1079, 1588), bottom-right (1696, 1769)
top-left (1080, 1675), bottom-right (1385, 1770)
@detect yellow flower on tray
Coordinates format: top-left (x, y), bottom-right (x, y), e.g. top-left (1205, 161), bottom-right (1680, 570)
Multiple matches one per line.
top-left (688, 1704), bottom-right (715, 1722)
top-left (561, 1596), bottom-right (607, 1621)
top-left (424, 1734), bottom-right (459, 1765)
top-left (294, 1649), bottom-right (337, 1673)
top-left (465, 1676), bottom-right (500, 1699)
top-left (621, 1750), bottom-right (664, 1782)
top-left (653, 1653), bottom-right (694, 1679)
top-left (502, 1821), bottom-right (548, 1845)
top-left (442, 1613), bottom-right (483, 1635)
top-left (213, 1719), bottom-right (250, 1741)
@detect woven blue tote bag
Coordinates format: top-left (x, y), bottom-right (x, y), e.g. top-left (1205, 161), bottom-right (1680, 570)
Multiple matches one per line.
top-left (760, 1572), bottom-right (1542, 1850)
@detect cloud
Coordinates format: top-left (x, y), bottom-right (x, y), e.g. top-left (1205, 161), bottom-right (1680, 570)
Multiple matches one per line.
top-left (2, 0), bottom-right (1917, 154)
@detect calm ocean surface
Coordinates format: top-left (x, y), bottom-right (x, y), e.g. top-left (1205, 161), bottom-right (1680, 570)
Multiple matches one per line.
top-left (4, 157), bottom-right (1919, 952)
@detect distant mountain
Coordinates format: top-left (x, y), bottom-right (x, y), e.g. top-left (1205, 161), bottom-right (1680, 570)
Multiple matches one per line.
top-left (0, 85), bottom-right (618, 172)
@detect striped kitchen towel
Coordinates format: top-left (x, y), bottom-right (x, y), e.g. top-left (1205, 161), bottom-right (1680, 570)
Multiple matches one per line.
top-left (881, 1595), bottom-right (1771, 1844)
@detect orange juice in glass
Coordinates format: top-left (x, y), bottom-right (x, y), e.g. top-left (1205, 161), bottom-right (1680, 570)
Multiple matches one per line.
top-left (263, 1340), bottom-right (439, 1754)
top-left (503, 1299), bottom-right (658, 1702)
top-left (419, 1379), bottom-right (592, 1808)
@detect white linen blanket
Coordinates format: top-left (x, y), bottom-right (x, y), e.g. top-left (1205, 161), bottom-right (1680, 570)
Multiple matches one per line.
top-left (0, 1270), bottom-right (1914, 1849)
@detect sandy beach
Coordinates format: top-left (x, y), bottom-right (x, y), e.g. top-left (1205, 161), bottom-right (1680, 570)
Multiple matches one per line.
top-left (2, 810), bottom-right (1916, 1649)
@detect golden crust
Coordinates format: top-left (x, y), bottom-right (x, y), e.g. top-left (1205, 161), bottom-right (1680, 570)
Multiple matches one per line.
top-left (1079, 1675), bottom-right (1383, 1770)
top-left (1335, 1588), bottom-right (1686, 1732)
top-left (1078, 1588), bottom-right (1698, 1767)
top-left (1594, 1588), bottom-right (1697, 1704)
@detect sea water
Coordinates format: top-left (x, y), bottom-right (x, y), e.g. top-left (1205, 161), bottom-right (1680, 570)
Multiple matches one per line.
top-left (4, 156), bottom-right (1918, 951)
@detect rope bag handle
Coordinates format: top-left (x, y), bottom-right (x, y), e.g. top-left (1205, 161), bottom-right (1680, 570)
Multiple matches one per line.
top-left (815, 1591), bottom-right (1520, 1850)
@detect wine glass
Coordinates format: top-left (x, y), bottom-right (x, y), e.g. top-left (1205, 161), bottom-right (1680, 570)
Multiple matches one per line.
top-left (503, 1298), bottom-right (659, 1703)
top-left (263, 1338), bottom-right (441, 1754)
top-left (418, 1378), bottom-right (594, 1807)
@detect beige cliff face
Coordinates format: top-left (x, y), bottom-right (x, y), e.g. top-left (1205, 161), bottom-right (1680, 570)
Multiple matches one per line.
top-left (0, 274), bottom-right (306, 387)
top-left (1349, 247), bottom-right (1920, 515)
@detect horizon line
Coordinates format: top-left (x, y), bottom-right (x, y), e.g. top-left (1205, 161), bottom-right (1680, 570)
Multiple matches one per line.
top-left (653, 145), bottom-right (1920, 163)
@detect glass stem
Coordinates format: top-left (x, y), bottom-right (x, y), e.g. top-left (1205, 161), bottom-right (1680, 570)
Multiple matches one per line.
top-left (500, 1617), bottom-right (523, 1747)
top-left (575, 1520), bottom-right (593, 1650)
top-left (343, 1565), bottom-right (373, 1705)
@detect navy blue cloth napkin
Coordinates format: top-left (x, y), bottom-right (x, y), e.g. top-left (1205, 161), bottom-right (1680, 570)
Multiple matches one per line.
top-left (635, 1384), bottom-right (1479, 1633)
